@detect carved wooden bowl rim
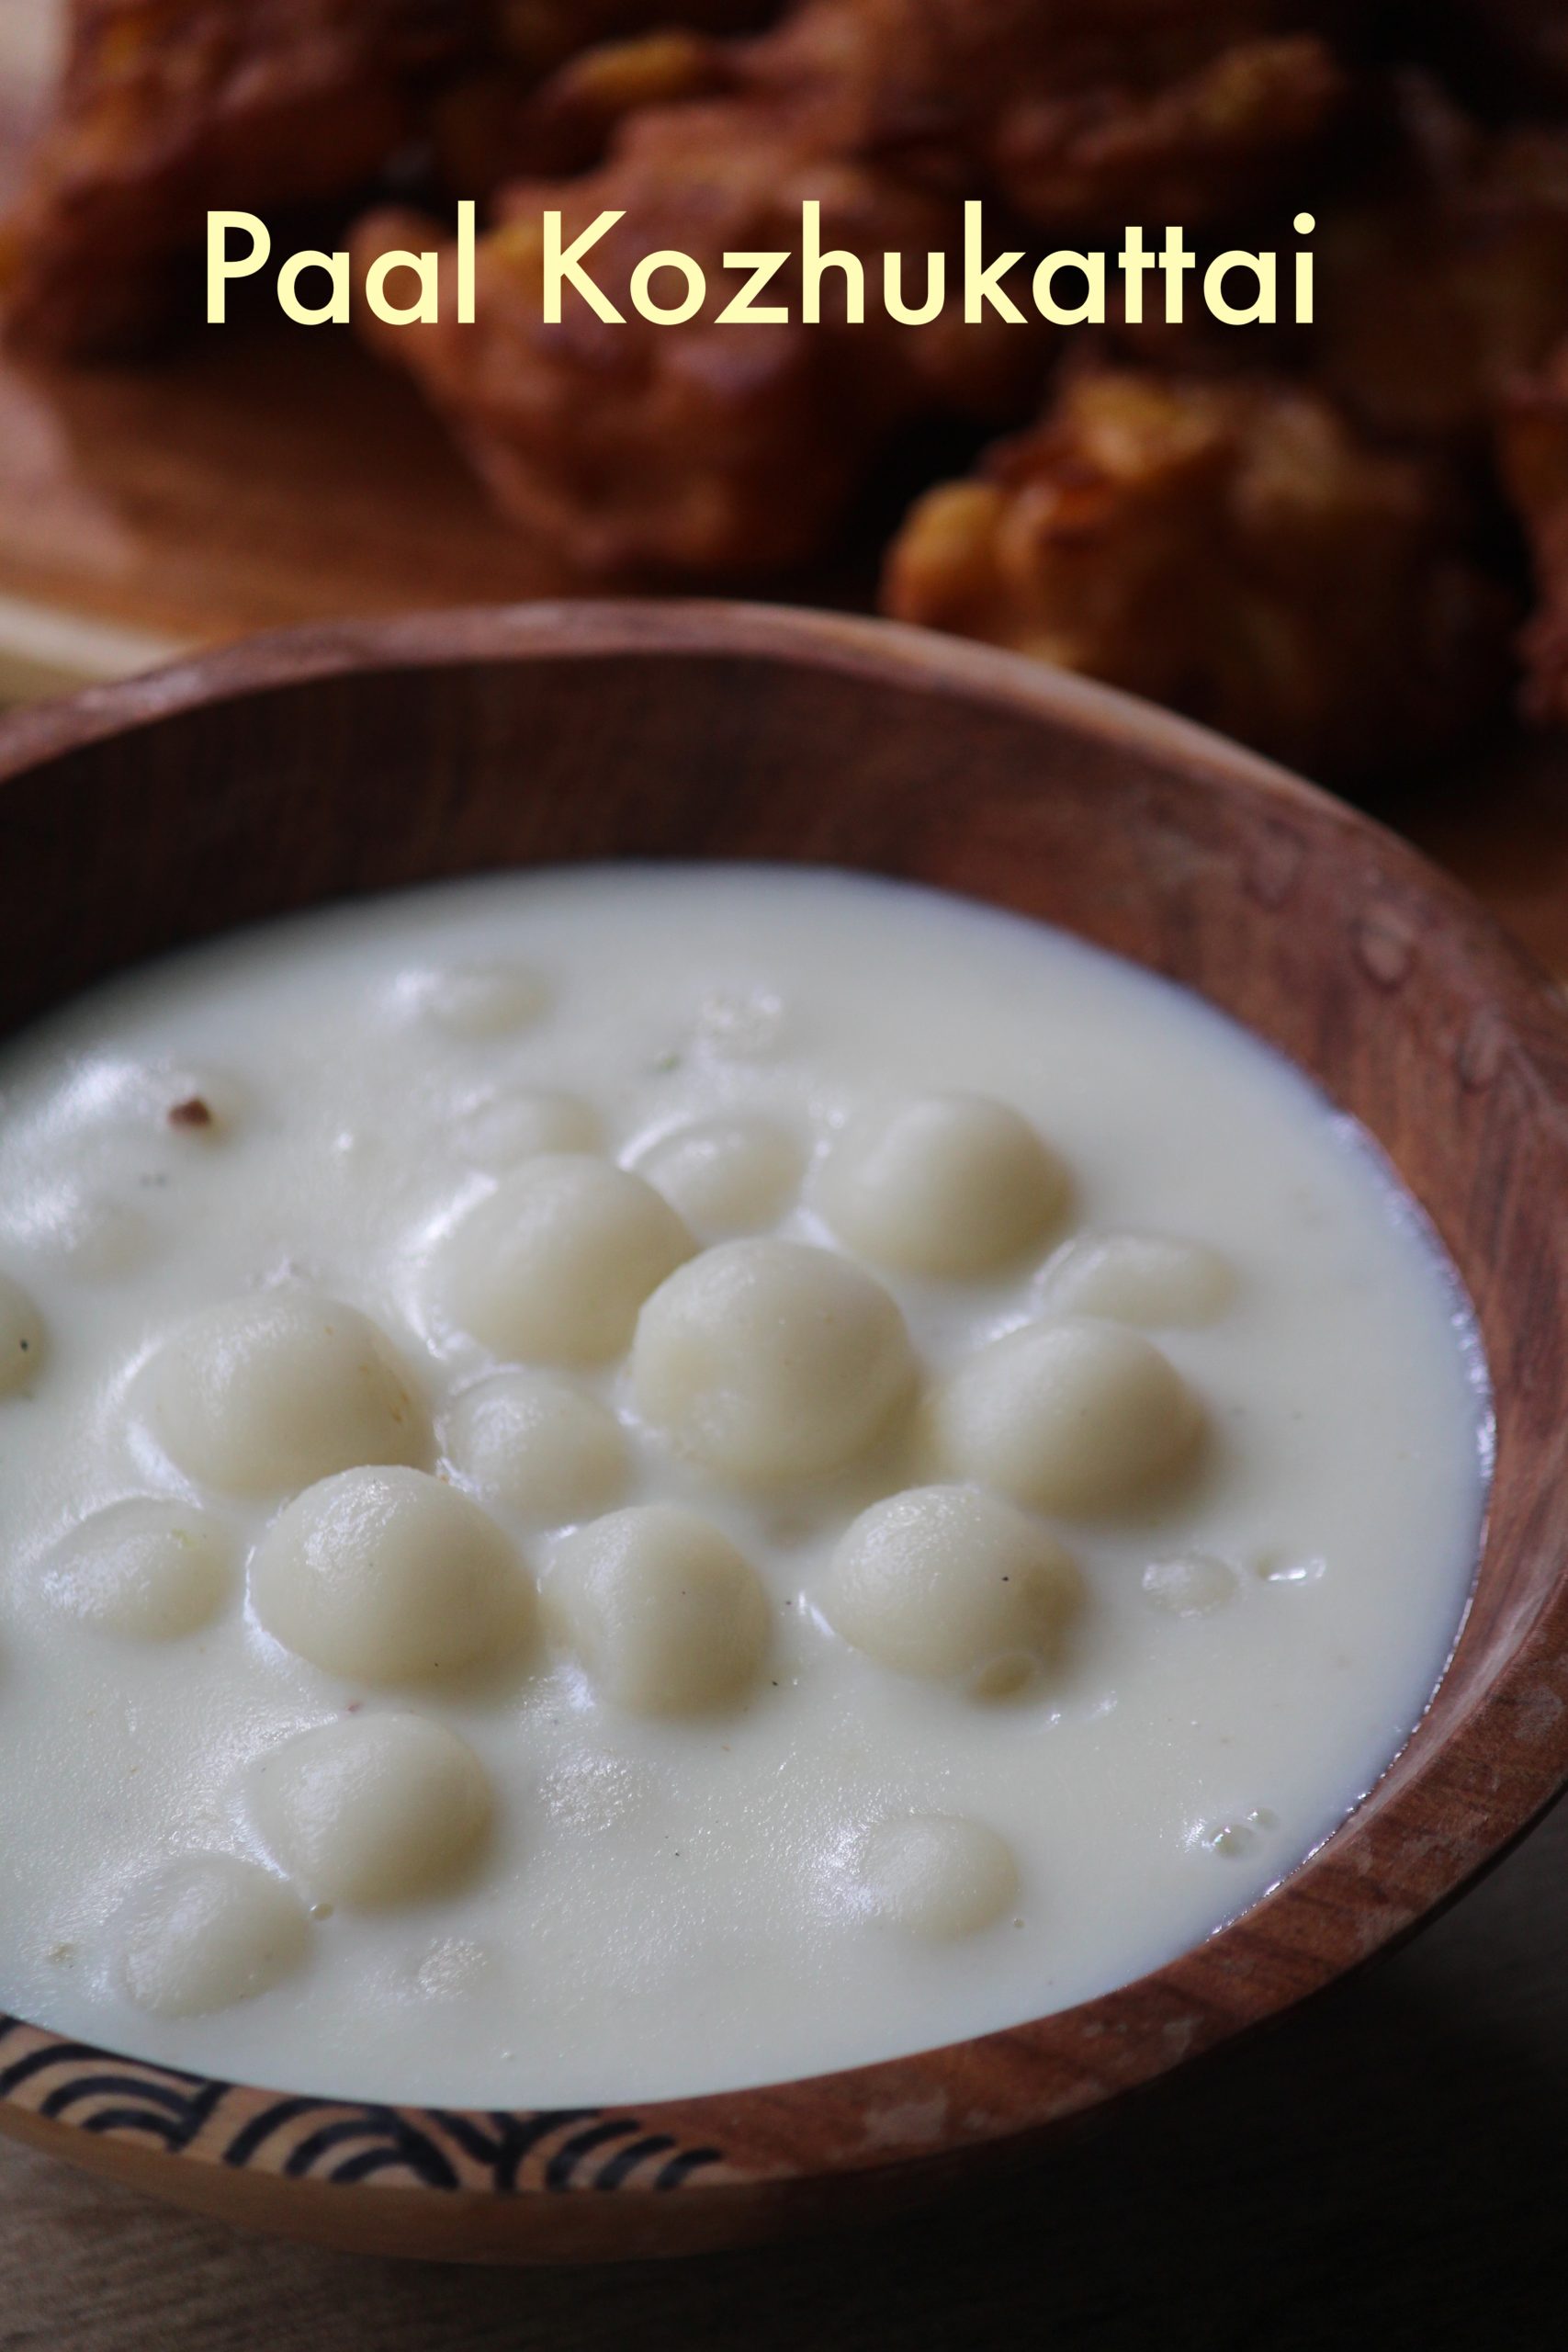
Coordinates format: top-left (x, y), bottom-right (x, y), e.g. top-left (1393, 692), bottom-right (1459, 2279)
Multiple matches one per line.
top-left (1, 600), bottom-right (1565, 2214)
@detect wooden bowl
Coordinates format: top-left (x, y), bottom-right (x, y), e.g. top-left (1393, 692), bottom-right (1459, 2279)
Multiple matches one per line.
top-left (2, 602), bottom-right (1567, 2265)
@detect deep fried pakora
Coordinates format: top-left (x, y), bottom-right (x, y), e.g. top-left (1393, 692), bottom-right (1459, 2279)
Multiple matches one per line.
top-left (732, 0), bottom-right (1347, 225)
top-left (434, 26), bottom-right (736, 189)
top-left (0, 0), bottom-right (474, 354)
top-left (983, 30), bottom-right (1343, 231)
top-left (355, 101), bottom-right (1038, 575)
top-left (6, 0), bottom-right (1568, 773)
top-left (430, 3), bottom-right (784, 192)
top-left (0, 0), bottom-right (777, 356)
top-left (486, 0), bottom-right (773, 80)
top-left (881, 368), bottom-right (1511, 779)
top-left (363, 0), bottom-right (1348, 576)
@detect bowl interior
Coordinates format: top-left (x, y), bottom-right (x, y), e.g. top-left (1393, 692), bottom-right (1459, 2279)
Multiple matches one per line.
top-left (3, 602), bottom-right (1567, 2228)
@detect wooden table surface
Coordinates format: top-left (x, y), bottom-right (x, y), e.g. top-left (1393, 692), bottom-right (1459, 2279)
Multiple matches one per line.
top-left (0, 8), bottom-right (1565, 2343)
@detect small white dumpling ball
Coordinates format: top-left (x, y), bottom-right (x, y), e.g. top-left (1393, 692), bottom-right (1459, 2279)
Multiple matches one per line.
top-left (439, 1155), bottom-right (694, 1366)
top-left (1038, 1230), bottom-right (1235, 1326)
top-left (138, 1291), bottom-right (431, 1498)
top-left (250, 1464), bottom-right (531, 1683)
top-left (412, 960), bottom-right (549, 1039)
top-left (816, 1092), bottom-right (1066, 1279)
top-left (824, 1485), bottom-right (1078, 1691)
top-left (632, 1238), bottom-right (916, 1486)
top-left (445, 1371), bottom-right (629, 1525)
top-left (43, 1498), bottom-right (231, 1639)
top-left (547, 1504), bottom-right (770, 1715)
top-left (457, 1087), bottom-right (603, 1172)
top-left (635, 1114), bottom-right (803, 1238)
top-left (928, 1317), bottom-right (1202, 1516)
top-left (860, 1815), bottom-right (1019, 1939)
top-left (250, 1713), bottom-right (492, 1908)
top-left (0, 1272), bottom-right (43, 1395)
top-left (113, 1855), bottom-right (309, 2018)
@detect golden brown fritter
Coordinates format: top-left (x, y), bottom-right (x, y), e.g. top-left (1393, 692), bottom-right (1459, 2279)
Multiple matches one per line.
top-left (486, 1), bottom-right (774, 81)
top-left (881, 368), bottom-right (1512, 780)
top-left (7, 0), bottom-right (1564, 772)
top-left (434, 27), bottom-right (736, 189)
top-left (0, 0), bottom-right (777, 356)
top-left (1500, 343), bottom-right (1568, 727)
top-left (446, 0), bottom-right (1348, 226)
top-left (0, 0), bottom-right (474, 354)
top-left (731, 0), bottom-right (1346, 224)
top-left (431, 4), bottom-right (784, 191)
top-left (443, 0), bottom-right (1348, 229)
top-left (982, 30), bottom-right (1343, 230)
top-left (366, 0), bottom-right (1349, 578)
top-left (356, 100), bottom-right (1040, 575)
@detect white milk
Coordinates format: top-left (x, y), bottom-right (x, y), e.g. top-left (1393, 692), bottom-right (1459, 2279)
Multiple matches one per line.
top-left (0, 865), bottom-right (1487, 2103)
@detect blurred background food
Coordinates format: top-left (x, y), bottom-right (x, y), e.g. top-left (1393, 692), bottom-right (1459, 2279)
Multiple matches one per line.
top-left (2, 1), bottom-right (1568, 793)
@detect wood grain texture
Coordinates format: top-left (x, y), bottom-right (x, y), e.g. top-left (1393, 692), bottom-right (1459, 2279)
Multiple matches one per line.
top-left (0, 326), bottom-right (578, 647)
top-left (1403, 731), bottom-right (1568, 990)
top-left (1, 603), bottom-right (1566, 2267)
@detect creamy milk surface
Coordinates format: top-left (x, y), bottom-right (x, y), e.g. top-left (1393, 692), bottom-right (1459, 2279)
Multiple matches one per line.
top-left (0, 864), bottom-right (1486, 2103)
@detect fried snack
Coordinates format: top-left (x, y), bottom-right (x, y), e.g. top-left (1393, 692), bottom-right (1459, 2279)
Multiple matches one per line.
top-left (1500, 344), bottom-right (1568, 727)
top-left (733, 0), bottom-right (1347, 226)
top-left (0, 0), bottom-right (477, 355)
top-left (1317, 88), bottom-right (1568, 448)
top-left (1, 0), bottom-right (777, 356)
top-left (447, 0), bottom-right (1348, 223)
top-left (435, 28), bottom-right (735, 188)
top-left (432, 4), bottom-right (783, 190)
top-left (371, 0), bottom-right (1349, 577)
top-left (984, 29), bottom-right (1343, 229)
top-left (881, 368), bottom-right (1511, 779)
top-left (487, 0), bottom-right (773, 80)
top-left (355, 100), bottom-right (1039, 575)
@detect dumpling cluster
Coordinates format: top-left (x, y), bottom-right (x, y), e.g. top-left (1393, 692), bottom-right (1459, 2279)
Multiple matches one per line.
top-left (6, 966), bottom-right (1243, 2015)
